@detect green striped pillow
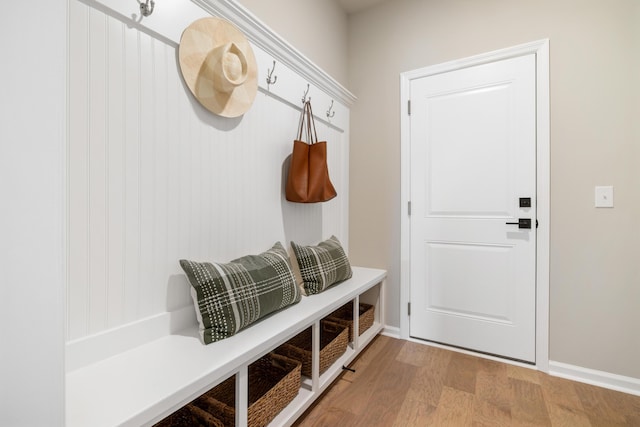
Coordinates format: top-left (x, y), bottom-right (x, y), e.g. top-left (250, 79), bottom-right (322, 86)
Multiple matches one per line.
top-left (291, 236), bottom-right (353, 295)
top-left (179, 242), bottom-right (302, 344)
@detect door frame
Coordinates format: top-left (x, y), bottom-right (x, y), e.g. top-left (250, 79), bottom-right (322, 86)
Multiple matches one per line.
top-left (399, 39), bottom-right (550, 372)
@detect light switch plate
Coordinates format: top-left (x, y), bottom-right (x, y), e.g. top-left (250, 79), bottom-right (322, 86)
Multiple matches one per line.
top-left (595, 186), bottom-right (614, 208)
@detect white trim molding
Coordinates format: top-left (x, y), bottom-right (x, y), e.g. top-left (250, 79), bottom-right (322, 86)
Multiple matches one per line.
top-left (381, 325), bottom-right (401, 339)
top-left (399, 39), bottom-right (550, 371)
top-left (550, 361), bottom-right (640, 397)
top-left (192, 0), bottom-right (356, 107)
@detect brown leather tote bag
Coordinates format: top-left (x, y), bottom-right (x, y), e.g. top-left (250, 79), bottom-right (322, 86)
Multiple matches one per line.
top-left (285, 101), bottom-right (337, 203)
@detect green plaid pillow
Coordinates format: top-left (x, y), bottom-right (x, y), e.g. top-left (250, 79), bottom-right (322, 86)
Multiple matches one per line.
top-left (179, 242), bottom-right (301, 344)
top-left (291, 236), bottom-right (353, 295)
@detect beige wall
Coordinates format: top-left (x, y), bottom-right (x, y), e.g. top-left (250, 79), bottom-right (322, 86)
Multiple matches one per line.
top-left (237, 0), bottom-right (349, 87)
top-left (348, 0), bottom-right (640, 378)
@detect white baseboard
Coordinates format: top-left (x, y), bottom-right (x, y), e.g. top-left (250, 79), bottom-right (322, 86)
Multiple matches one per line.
top-left (381, 325), bottom-right (401, 339)
top-left (549, 361), bottom-right (640, 396)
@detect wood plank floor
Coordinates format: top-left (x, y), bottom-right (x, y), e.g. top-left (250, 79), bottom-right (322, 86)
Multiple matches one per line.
top-left (293, 336), bottom-right (640, 426)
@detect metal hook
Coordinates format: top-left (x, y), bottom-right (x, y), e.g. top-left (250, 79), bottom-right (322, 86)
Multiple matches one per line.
top-left (139, 0), bottom-right (155, 17)
top-left (326, 100), bottom-right (336, 119)
top-left (301, 84), bottom-right (311, 104)
top-left (266, 61), bottom-right (278, 89)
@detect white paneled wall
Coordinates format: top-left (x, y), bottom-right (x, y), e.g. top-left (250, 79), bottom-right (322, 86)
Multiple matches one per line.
top-left (67, 0), bottom-right (349, 342)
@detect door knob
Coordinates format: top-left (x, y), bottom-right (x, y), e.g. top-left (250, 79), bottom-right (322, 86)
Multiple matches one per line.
top-left (506, 218), bottom-right (532, 229)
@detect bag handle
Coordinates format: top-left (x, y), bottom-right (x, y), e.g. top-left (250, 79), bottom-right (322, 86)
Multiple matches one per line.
top-left (296, 101), bottom-right (319, 144)
top-left (296, 103), bottom-right (306, 141)
top-left (306, 101), bottom-right (319, 144)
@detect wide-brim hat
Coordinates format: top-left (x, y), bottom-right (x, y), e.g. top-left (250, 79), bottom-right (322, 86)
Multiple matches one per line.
top-left (179, 17), bottom-right (258, 118)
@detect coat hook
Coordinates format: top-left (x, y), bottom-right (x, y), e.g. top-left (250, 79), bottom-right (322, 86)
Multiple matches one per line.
top-left (139, 0), bottom-right (155, 17)
top-left (326, 100), bottom-right (336, 119)
top-left (301, 84), bottom-right (310, 104)
top-left (266, 60), bottom-right (278, 90)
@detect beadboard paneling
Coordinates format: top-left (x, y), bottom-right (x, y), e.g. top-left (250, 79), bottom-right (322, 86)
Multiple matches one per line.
top-left (67, 0), bottom-right (349, 342)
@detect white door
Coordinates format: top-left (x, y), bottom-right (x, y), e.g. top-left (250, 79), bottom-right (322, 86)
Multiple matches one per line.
top-left (409, 54), bottom-right (536, 362)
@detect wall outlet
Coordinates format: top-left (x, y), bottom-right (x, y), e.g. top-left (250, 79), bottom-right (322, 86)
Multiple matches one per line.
top-left (595, 186), bottom-right (614, 208)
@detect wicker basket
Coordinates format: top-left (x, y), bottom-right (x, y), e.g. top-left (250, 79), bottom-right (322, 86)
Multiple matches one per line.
top-left (192, 353), bottom-right (302, 427)
top-left (153, 404), bottom-right (224, 427)
top-left (326, 302), bottom-right (375, 342)
top-left (274, 320), bottom-right (349, 377)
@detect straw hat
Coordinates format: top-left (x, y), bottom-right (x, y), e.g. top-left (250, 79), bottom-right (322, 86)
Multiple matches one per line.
top-left (179, 17), bottom-right (258, 118)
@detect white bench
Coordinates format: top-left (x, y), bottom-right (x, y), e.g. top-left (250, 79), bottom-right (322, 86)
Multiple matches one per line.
top-left (66, 266), bottom-right (386, 427)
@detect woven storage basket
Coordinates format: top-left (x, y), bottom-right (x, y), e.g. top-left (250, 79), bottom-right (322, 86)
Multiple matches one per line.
top-left (326, 302), bottom-right (375, 342)
top-left (193, 353), bottom-right (301, 427)
top-left (274, 320), bottom-right (348, 377)
top-left (153, 404), bottom-right (224, 427)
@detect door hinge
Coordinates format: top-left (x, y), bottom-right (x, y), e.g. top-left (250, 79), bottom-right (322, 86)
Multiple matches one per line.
top-left (536, 219), bottom-right (539, 229)
top-left (407, 100), bottom-right (411, 115)
top-left (408, 201), bottom-right (412, 216)
top-left (408, 302), bottom-right (411, 316)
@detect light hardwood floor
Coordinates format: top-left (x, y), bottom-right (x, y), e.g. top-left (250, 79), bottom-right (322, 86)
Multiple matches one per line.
top-left (294, 335), bottom-right (640, 426)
